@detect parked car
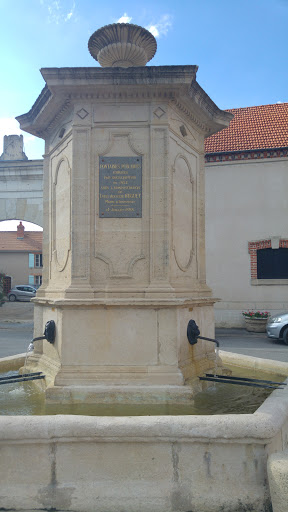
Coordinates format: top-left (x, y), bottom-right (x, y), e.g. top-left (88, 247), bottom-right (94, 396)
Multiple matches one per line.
top-left (8, 285), bottom-right (37, 302)
top-left (266, 312), bottom-right (288, 344)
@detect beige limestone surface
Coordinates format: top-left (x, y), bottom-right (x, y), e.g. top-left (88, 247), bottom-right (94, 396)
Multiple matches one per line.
top-left (17, 64), bottom-right (231, 399)
top-left (268, 449), bottom-right (288, 512)
top-left (0, 351), bottom-right (288, 511)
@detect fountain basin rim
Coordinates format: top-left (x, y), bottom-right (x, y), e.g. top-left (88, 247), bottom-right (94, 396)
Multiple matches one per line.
top-left (1, 352), bottom-right (288, 443)
top-left (0, 400), bottom-right (288, 443)
top-left (220, 350), bottom-right (288, 377)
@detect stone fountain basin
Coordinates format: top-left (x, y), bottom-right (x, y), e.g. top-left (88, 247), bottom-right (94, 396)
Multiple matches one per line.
top-left (0, 351), bottom-right (288, 512)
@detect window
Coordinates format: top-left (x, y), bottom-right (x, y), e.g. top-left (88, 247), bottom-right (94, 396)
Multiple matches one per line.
top-left (257, 248), bottom-right (288, 279)
top-left (35, 254), bottom-right (43, 267)
top-left (29, 253), bottom-right (43, 268)
top-left (35, 275), bottom-right (42, 286)
top-left (248, 238), bottom-right (288, 284)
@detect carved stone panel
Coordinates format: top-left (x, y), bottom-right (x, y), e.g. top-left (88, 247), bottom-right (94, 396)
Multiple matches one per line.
top-left (172, 154), bottom-right (195, 272)
top-left (149, 128), bottom-right (169, 282)
top-left (52, 158), bottom-right (71, 271)
top-left (94, 130), bottom-right (147, 281)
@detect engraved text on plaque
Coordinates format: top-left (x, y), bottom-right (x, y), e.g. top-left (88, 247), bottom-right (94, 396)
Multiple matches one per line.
top-left (99, 156), bottom-right (142, 218)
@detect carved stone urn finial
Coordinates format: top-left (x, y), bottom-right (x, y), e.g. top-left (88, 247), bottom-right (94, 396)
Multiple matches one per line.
top-left (88, 23), bottom-right (157, 68)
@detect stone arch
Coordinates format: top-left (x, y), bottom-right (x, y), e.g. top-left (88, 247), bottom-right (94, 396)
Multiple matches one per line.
top-left (0, 159), bottom-right (43, 227)
top-left (0, 205), bottom-right (43, 227)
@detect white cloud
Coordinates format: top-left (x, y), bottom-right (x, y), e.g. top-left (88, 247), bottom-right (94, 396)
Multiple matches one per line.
top-left (147, 25), bottom-right (159, 38)
top-left (65, 1), bottom-right (75, 21)
top-left (41, 0), bottom-right (76, 24)
top-left (146, 14), bottom-right (172, 39)
top-left (117, 13), bottom-right (132, 23)
top-left (0, 118), bottom-right (44, 160)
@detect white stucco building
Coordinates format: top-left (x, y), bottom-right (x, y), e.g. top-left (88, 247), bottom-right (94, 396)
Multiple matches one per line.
top-left (205, 102), bottom-right (288, 326)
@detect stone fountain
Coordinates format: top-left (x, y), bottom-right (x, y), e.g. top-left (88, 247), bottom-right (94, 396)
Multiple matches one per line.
top-left (17, 22), bottom-right (232, 404)
top-left (1, 23), bottom-right (287, 512)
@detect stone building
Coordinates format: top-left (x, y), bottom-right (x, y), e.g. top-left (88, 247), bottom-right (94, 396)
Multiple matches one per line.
top-left (205, 102), bottom-right (288, 326)
top-left (0, 221), bottom-right (43, 292)
top-left (0, 134), bottom-right (43, 226)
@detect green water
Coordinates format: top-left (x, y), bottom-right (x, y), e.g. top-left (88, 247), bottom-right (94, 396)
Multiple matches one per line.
top-left (0, 368), bottom-right (285, 416)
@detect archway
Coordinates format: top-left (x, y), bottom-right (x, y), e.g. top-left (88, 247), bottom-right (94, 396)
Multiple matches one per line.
top-left (0, 136), bottom-right (43, 227)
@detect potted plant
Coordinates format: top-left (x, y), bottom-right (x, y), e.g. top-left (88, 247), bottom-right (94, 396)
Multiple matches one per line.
top-left (242, 310), bottom-right (269, 333)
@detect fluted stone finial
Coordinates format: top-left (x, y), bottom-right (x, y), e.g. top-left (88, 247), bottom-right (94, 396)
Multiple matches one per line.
top-left (88, 23), bottom-right (157, 68)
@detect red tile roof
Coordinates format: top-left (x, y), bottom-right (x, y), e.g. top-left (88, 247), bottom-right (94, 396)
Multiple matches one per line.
top-left (205, 103), bottom-right (288, 154)
top-left (0, 231), bottom-right (42, 252)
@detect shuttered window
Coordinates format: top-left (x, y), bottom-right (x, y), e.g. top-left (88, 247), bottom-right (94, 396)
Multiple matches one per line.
top-left (28, 253), bottom-right (34, 268)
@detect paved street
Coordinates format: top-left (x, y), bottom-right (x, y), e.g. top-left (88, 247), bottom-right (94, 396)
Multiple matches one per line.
top-left (216, 328), bottom-right (288, 363)
top-left (0, 321), bottom-right (33, 357)
top-left (0, 302), bottom-right (34, 357)
top-left (0, 301), bottom-right (34, 323)
top-left (0, 301), bottom-right (288, 362)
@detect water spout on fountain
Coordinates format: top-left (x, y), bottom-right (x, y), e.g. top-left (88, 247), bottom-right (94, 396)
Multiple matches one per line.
top-left (214, 346), bottom-right (220, 378)
top-left (24, 341), bottom-right (34, 374)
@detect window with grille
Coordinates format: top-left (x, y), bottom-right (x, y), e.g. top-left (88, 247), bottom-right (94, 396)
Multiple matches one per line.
top-left (35, 254), bottom-right (43, 267)
top-left (35, 275), bottom-right (42, 286)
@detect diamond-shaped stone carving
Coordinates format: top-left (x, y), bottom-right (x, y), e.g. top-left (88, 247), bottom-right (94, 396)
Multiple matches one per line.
top-left (76, 108), bottom-right (89, 120)
top-left (154, 107), bottom-right (165, 119)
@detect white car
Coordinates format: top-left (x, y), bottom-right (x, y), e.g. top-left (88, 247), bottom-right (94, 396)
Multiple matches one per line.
top-left (266, 312), bottom-right (288, 345)
top-left (8, 285), bottom-right (37, 302)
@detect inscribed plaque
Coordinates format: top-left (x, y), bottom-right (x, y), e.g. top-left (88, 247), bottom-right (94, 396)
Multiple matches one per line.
top-left (99, 156), bottom-right (142, 218)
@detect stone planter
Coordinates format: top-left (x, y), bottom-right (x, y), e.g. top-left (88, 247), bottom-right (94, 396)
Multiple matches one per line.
top-left (243, 317), bottom-right (267, 333)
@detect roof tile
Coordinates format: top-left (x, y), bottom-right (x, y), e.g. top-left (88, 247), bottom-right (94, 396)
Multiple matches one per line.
top-left (205, 103), bottom-right (288, 154)
top-left (0, 231), bottom-right (42, 252)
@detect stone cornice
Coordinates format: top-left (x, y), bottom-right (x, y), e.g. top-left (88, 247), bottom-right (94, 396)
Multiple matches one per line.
top-left (0, 159), bottom-right (43, 168)
top-left (188, 81), bottom-right (233, 136)
top-left (170, 97), bottom-right (208, 133)
top-left (41, 98), bottom-right (71, 138)
top-left (189, 82), bottom-right (231, 123)
top-left (16, 86), bottom-right (52, 135)
top-left (40, 65), bottom-right (198, 85)
top-left (17, 65), bottom-right (231, 139)
top-left (205, 147), bottom-right (288, 163)
top-left (34, 296), bottom-right (217, 308)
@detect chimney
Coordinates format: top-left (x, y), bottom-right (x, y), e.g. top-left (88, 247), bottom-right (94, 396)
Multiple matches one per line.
top-left (17, 221), bottom-right (25, 239)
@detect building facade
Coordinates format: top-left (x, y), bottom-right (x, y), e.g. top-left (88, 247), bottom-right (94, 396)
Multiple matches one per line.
top-left (0, 135), bottom-right (43, 226)
top-left (0, 222), bottom-right (43, 292)
top-left (205, 103), bottom-right (288, 326)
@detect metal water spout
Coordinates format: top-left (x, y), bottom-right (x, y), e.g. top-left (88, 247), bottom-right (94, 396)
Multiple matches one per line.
top-left (187, 319), bottom-right (220, 348)
top-left (31, 320), bottom-right (56, 344)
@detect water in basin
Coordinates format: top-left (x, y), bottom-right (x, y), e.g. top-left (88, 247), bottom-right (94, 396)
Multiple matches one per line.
top-left (0, 367), bottom-right (285, 416)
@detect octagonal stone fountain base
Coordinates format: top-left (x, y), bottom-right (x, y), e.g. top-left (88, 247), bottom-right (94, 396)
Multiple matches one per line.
top-left (1, 351), bottom-right (288, 512)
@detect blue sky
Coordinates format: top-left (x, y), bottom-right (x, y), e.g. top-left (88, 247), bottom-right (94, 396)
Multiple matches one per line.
top-left (0, 0), bottom-right (287, 162)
